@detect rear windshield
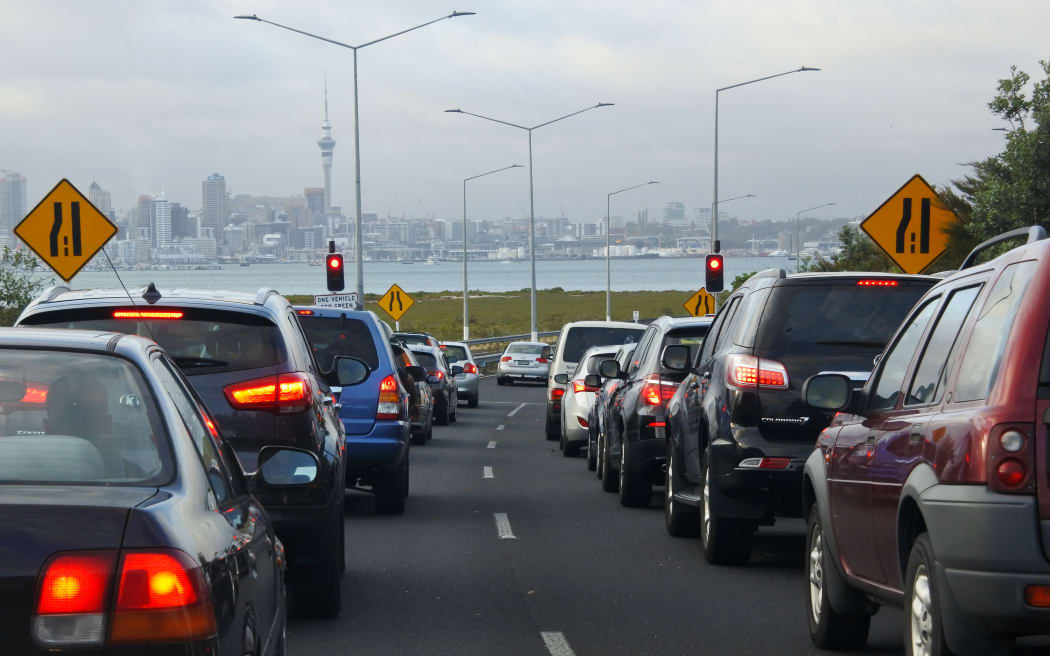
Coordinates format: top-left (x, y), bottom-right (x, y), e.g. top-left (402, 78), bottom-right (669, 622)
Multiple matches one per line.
top-left (396, 334), bottom-right (431, 346)
top-left (562, 327), bottom-right (645, 363)
top-left (443, 345), bottom-right (469, 362)
top-left (22, 307), bottom-right (285, 375)
top-left (299, 316), bottom-right (380, 372)
top-left (0, 349), bottom-right (171, 485)
top-left (507, 343), bottom-right (546, 355)
top-left (412, 351), bottom-right (438, 369)
top-left (754, 283), bottom-right (929, 352)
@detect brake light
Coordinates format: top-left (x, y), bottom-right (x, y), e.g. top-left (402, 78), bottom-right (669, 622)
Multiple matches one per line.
top-left (987, 424), bottom-right (1035, 494)
top-left (738, 457), bottom-right (791, 469)
top-left (463, 363), bottom-right (478, 374)
top-left (536, 357), bottom-right (549, 364)
top-left (996, 459), bottom-right (1026, 488)
top-left (501, 356), bottom-right (512, 362)
top-left (856, 280), bottom-right (899, 287)
top-left (204, 417), bottom-right (219, 440)
top-left (1026, 585), bottom-right (1050, 607)
top-left (223, 373), bottom-right (311, 413)
top-left (429, 370), bottom-right (445, 381)
top-left (439, 344), bottom-right (446, 350)
top-left (109, 549), bottom-right (215, 644)
top-left (577, 416), bottom-right (589, 427)
top-left (376, 374), bottom-right (401, 420)
top-left (37, 553), bottom-right (113, 615)
top-left (551, 388), bottom-right (565, 400)
top-left (297, 309), bottom-right (314, 316)
top-left (726, 354), bottom-right (789, 389)
top-left (22, 385), bottom-right (48, 403)
top-left (640, 374), bottom-right (678, 406)
top-left (112, 310), bottom-right (184, 320)
top-left (572, 379), bottom-right (599, 393)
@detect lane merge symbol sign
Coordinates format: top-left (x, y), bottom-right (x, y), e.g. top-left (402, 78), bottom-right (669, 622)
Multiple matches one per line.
top-left (379, 283), bottom-right (414, 321)
top-left (860, 174), bottom-right (958, 274)
top-left (684, 288), bottom-right (716, 317)
top-left (15, 179), bottom-right (118, 282)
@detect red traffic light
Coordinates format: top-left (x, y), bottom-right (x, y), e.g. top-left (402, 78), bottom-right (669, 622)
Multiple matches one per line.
top-left (328, 256), bottom-right (342, 270)
top-left (705, 253), bottom-right (725, 292)
top-left (708, 258), bottom-right (721, 270)
top-left (326, 253), bottom-right (345, 291)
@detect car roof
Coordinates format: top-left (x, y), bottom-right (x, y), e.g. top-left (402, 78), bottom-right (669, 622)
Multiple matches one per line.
top-left (440, 341), bottom-right (469, 348)
top-left (408, 344), bottom-right (442, 355)
top-left (293, 306), bottom-right (382, 322)
top-left (506, 341), bottom-right (547, 348)
top-left (561, 320), bottom-right (645, 330)
top-left (0, 326), bottom-right (147, 353)
top-left (580, 344), bottom-right (621, 360)
top-left (651, 315), bottom-right (715, 328)
top-left (23, 285), bottom-right (284, 318)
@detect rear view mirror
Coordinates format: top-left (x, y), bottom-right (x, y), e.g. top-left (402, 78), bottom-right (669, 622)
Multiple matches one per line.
top-left (333, 356), bottom-right (369, 386)
top-left (257, 447), bottom-right (319, 487)
top-left (661, 344), bottom-right (691, 371)
top-left (803, 374), bottom-right (853, 411)
top-left (553, 373), bottom-right (569, 384)
top-left (584, 374), bottom-right (601, 388)
top-left (405, 365), bottom-right (427, 381)
top-left (598, 359), bottom-right (622, 379)
top-left (451, 365), bottom-right (464, 377)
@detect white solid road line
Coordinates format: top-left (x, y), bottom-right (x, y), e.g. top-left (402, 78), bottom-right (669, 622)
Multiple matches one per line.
top-left (496, 424), bottom-right (505, 431)
top-left (541, 632), bottom-right (576, 656)
top-left (507, 403), bottom-right (527, 417)
top-left (494, 513), bottom-right (516, 539)
top-left (487, 441), bottom-right (497, 449)
top-left (483, 466), bottom-right (494, 479)
top-left (485, 401), bottom-right (540, 405)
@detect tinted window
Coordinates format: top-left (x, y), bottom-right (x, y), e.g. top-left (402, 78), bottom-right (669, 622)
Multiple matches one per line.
top-left (712, 296), bottom-right (741, 353)
top-left (870, 299), bottom-right (939, 413)
top-left (731, 288), bottom-right (768, 347)
top-left (955, 261), bottom-right (1037, 402)
top-left (299, 316), bottom-right (380, 372)
top-left (627, 327), bottom-right (658, 375)
top-left (443, 345), bottom-right (469, 362)
top-left (906, 286), bottom-right (981, 406)
top-left (562, 326), bottom-right (644, 364)
top-left (24, 307), bottom-right (285, 375)
top-left (507, 343), bottom-right (546, 356)
top-left (755, 283), bottom-right (929, 352)
top-left (396, 334), bottom-right (432, 346)
top-left (413, 351), bottom-right (438, 369)
top-left (583, 351), bottom-right (618, 375)
top-left (664, 326), bottom-right (710, 369)
top-left (0, 349), bottom-right (170, 485)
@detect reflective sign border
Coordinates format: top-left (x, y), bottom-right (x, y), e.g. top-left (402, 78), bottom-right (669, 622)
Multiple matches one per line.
top-left (859, 173), bottom-right (949, 275)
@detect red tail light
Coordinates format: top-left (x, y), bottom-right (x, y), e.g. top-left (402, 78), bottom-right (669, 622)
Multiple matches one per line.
top-left (726, 354), bottom-right (789, 389)
top-left (640, 374), bottom-right (679, 406)
top-left (577, 416), bottom-right (589, 427)
top-left (297, 309), bottom-right (314, 316)
top-left (550, 388), bottom-right (565, 400)
top-left (439, 344), bottom-right (446, 350)
top-left (223, 373), bottom-right (311, 413)
top-left (572, 379), bottom-right (599, 393)
top-left (463, 363), bottom-right (478, 374)
top-left (738, 457), bottom-right (791, 469)
top-left (112, 310), bottom-right (184, 320)
top-left (536, 357), bottom-right (549, 364)
top-left (429, 370), bottom-right (445, 381)
top-left (987, 424), bottom-right (1035, 494)
top-left (996, 459), bottom-right (1026, 488)
top-left (856, 280), bottom-right (899, 287)
top-left (21, 385), bottom-right (48, 403)
top-left (500, 356), bottom-right (512, 362)
top-left (376, 374), bottom-right (402, 420)
top-left (36, 552), bottom-right (113, 615)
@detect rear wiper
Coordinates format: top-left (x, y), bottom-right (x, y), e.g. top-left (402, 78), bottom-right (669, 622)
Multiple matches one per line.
top-left (815, 340), bottom-right (885, 348)
top-left (173, 356), bottom-right (229, 368)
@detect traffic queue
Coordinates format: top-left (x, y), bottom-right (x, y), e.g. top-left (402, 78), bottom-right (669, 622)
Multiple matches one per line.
top-left (546, 228), bottom-right (1050, 656)
top-left (0, 281), bottom-right (482, 654)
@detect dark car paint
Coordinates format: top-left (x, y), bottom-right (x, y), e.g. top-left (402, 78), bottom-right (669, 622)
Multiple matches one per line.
top-left (0, 330), bottom-right (284, 656)
top-left (590, 344), bottom-right (637, 464)
top-left (16, 289), bottom-right (346, 573)
top-left (410, 345), bottom-right (458, 420)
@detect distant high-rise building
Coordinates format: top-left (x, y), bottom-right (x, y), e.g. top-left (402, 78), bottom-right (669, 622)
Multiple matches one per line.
top-left (135, 195), bottom-right (153, 236)
top-left (304, 187), bottom-right (325, 219)
top-left (170, 203), bottom-right (196, 239)
top-left (663, 201), bottom-right (686, 222)
top-left (150, 194), bottom-right (171, 248)
top-left (636, 208), bottom-right (648, 226)
top-left (201, 173), bottom-right (228, 233)
top-left (317, 77), bottom-right (336, 212)
top-left (87, 181), bottom-right (112, 215)
top-left (0, 170), bottom-right (27, 247)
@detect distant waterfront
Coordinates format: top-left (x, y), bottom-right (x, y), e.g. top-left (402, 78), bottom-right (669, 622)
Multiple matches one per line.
top-left (65, 256), bottom-right (796, 296)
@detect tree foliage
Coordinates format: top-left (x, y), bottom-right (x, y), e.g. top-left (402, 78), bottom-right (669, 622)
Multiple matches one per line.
top-left (0, 247), bottom-right (51, 325)
top-left (799, 225), bottom-right (899, 273)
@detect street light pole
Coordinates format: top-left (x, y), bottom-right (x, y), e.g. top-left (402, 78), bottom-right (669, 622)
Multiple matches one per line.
top-left (796, 202), bottom-right (836, 270)
top-left (235, 11), bottom-right (475, 302)
top-left (462, 164), bottom-right (522, 341)
top-left (712, 66), bottom-right (819, 254)
top-left (605, 181), bottom-right (659, 321)
top-left (446, 103), bottom-right (614, 341)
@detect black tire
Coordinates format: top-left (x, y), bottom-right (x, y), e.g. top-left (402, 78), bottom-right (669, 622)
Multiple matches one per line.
top-left (410, 425), bottom-right (427, 445)
top-left (545, 418), bottom-right (559, 441)
top-left (700, 455), bottom-right (753, 565)
top-left (497, 376), bottom-right (505, 386)
top-left (665, 444), bottom-right (699, 537)
top-left (425, 417), bottom-right (433, 441)
top-left (274, 601), bottom-right (288, 656)
top-left (435, 397), bottom-right (449, 426)
top-left (618, 440), bottom-right (651, 507)
top-left (468, 393), bottom-right (479, 408)
top-left (339, 511), bottom-right (346, 573)
top-left (288, 513), bottom-right (342, 619)
top-left (805, 506), bottom-right (870, 649)
top-left (374, 455), bottom-right (408, 515)
top-left (599, 433), bottom-right (619, 492)
top-left (563, 440), bottom-right (580, 457)
top-left (904, 534), bottom-right (957, 656)
top-left (449, 398), bottom-right (457, 423)
top-left (586, 431), bottom-right (597, 471)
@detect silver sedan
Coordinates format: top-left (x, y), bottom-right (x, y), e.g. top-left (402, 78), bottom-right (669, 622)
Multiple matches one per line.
top-left (441, 341), bottom-right (481, 408)
top-left (497, 341), bottom-right (551, 385)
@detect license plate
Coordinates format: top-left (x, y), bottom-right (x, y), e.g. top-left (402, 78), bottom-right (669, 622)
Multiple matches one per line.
top-left (516, 360), bottom-right (531, 366)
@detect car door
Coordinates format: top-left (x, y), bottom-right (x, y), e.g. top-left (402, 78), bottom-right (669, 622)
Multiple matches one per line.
top-left (612, 326), bottom-right (657, 454)
top-left (829, 297), bottom-right (939, 583)
top-left (151, 353), bottom-right (281, 655)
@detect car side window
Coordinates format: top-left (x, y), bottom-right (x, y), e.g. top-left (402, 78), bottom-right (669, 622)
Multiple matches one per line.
top-left (905, 285), bottom-right (982, 407)
top-left (698, 296), bottom-right (738, 366)
top-left (731, 288), bottom-right (768, 348)
top-left (869, 298), bottom-right (940, 413)
top-left (712, 296), bottom-right (743, 353)
top-left (287, 309), bottom-right (321, 376)
top-left (628, 327), bottom-right (657, 376)
top-left (954, 260), bottom-right (1038, 402)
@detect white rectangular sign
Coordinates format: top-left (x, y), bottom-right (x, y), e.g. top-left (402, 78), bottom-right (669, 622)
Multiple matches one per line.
top-left (313, 292), bottom-right (361, 310)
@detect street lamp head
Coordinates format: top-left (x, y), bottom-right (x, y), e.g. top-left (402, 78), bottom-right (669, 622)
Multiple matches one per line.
top-left (800, 66), bottom-right (821, 71)
top-left (445, 108), bottom-right (463, 113)
top-left (511, 164), bottom-right (524, 168)
top-left (648, 181), bottom-right (660, 185)
top-left (596, 102), bottom-right (615, 107)
top-left (746, 194), bottom-right (756, 198)
top-left (450, 11), bottom-right (476, 17)
top-left (233, 14), bottom-right (260, 20)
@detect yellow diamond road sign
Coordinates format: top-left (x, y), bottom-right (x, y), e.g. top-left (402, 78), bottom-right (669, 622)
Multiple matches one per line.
top-left (860, 174), bottom-right (958, 274)
top-left (15, 179), bottom-right (117, 282)
top-left (379, 283), bottom-right (414, 321)
top-left (684, 288), bottom-right (716, 317)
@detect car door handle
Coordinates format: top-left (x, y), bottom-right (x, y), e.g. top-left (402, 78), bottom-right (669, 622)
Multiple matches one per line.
top-left (690, 380), bottom-right (700, 390)
top-left (323, 397), bottom-right (334, 407)
top-left (909, 424), bottom-right (925, 446)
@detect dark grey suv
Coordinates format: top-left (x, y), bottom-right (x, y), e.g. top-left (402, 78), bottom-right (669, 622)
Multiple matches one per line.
top-left (17, 284), bottom-right (350, 618)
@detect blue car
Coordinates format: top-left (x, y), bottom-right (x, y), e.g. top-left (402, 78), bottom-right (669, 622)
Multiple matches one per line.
top-left (296, 307), bottom-right (413, 515)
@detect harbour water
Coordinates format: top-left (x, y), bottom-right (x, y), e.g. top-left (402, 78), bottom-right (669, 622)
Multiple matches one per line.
top-left (67, 256), bottom-right (797, 296)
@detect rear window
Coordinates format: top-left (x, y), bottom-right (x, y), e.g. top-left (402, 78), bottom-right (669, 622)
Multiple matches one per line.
top-left (754, 283), bottom-right (929, 352)
top-left (562, 327), bottom-right (645, 363)
top-left (443, 345), bottom-right (469, 362)
top-left (396, 334), bottom-right (431, 346)
top-left (412, 351), bottom-right (438, 369)
top-left (0, 349), bottom-right (171, 485)
top-left (22, 307), bottom-right (286, 375)
top-left (507, 343), bottom-right (546, 355)
top-left (299, 316), bottom-right (380, 372)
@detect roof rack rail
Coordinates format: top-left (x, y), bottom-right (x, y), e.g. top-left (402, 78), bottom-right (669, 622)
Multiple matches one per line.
top-left (960, 225), bottom-right (1047, 269)
top-left (40, 285), bottom-right (71, 303)
top-left (751, 268), bottom-right (787, 280)
top-left (254, 288), bottom-right (279, 306)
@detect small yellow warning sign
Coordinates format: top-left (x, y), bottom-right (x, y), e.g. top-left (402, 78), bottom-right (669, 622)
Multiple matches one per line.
top-left (683, 288), bottom-right (716, 317)
top-left (379, 283), bottom-right (414, 321)
top-left (860, 174), bottom-right (958, 274)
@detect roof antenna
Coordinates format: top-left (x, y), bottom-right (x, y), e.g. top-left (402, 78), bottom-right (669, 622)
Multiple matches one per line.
top-left (101, 248), bottom-right (159, 344)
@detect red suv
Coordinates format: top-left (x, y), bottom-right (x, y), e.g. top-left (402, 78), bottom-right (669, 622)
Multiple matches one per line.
top-left (801, 226), bottom-right (1050, 655)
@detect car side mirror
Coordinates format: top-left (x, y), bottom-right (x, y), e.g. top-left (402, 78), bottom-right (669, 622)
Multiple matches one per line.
top-left (661, 344), bottom-right (690, 371)
top-left (451, 365), bottom-right (464, 377)
top-left (427, 374), bottom-right (442, 384)
top-left (405, 365), bottom-right (427, 381)
top-left (256, 447), bottom-right (319, 487)
top-left (584, 373), bottom-right (601, 388)
top-left (553, 373), bottom-right (569, 384)
top-left (333, 356), bottom-right (369, 386)
top-left (598, 359), bottom-right (622, 379)
top-left (802, 374), bottom-right (853, 411)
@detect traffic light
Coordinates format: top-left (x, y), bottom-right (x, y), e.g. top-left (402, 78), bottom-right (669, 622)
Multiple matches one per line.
top-left (705, 253), bottom-right (724, 292)
top-left (326, 253), bottom-right (344, 291)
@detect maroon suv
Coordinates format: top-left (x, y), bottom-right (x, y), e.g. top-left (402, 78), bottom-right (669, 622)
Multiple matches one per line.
top-left (801, 226), bottom-right (1050, 655)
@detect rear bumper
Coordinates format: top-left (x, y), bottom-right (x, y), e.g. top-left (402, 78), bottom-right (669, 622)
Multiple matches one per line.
top-left (455, 374), bottom-right (479, 396)
top-left (708, 429), bottom-right (811, 519)
top-left (920, 485), bottom-right (1050, 637)
top-left (346, 420), bottom-right (409, 481)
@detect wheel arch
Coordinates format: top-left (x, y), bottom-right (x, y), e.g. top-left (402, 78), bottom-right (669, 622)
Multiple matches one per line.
top-left (896, 463), bottom-right (938, 582)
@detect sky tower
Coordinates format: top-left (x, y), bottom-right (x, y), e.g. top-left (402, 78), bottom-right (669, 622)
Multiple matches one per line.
top-left (317, 75), bottom-right (336, 212)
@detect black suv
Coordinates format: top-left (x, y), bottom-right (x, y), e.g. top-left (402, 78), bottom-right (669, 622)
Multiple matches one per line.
top-left (662, 270), bottom-right (936, 564)
top-left (17, 285), bottom-right (351, 618)
top-left (596, 316), bottom-right (712, 507)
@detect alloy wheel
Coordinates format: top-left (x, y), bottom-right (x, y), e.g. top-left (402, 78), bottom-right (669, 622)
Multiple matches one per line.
top-left (702, 462), bottom-right (711, 544)
top-left (808, 522), bottom-right (825, 625)
top-left (910, 565), bottom-right (933, 656)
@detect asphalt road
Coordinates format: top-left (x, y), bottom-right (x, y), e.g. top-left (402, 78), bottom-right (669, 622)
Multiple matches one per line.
top-left (288, 376), bottom-right (1046, 656)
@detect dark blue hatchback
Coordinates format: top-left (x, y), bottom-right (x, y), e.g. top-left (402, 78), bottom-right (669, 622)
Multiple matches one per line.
top-left (295, 307), bottom-right (412, 515)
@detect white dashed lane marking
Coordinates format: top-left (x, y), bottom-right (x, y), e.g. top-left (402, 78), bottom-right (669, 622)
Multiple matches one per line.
top-left (507, 403), bottom-right (526, 417)
top-left (541, 632), bottom-right (575, 656)
top-left (487, 441), bottom-right (497, 449)
top-left (496, 424), bottom-right (505, 431)
top-left (483, 466), bottom-right (493, 479)
top-left (494, 513), bottom-right (516, 539)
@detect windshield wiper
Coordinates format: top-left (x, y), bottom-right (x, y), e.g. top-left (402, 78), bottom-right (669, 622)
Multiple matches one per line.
top-left (173, 356), bottom-right (229, 368)
top-left (815, 340), bottom-right (885, 347)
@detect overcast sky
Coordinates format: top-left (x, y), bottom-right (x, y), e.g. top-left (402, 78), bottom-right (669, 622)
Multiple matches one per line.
top-left (2, 0), bottom-right (1047, 225)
